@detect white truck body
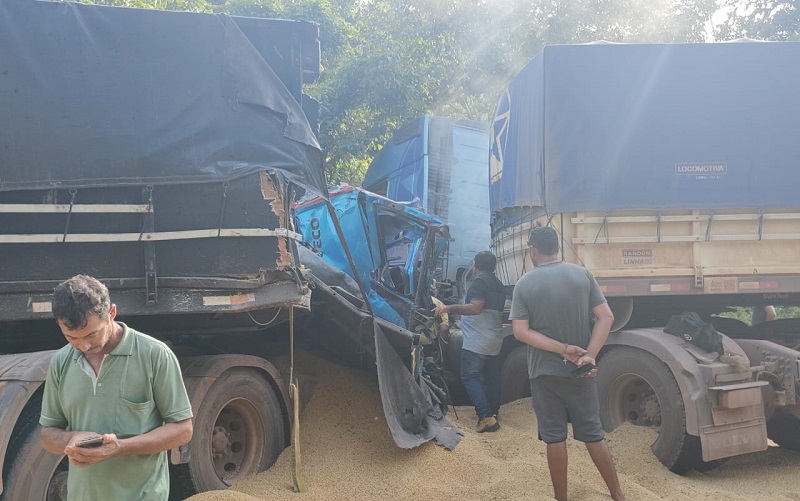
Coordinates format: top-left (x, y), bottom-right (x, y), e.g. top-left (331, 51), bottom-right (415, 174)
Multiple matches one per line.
top-left (494, 209), bottom-right (800, 306)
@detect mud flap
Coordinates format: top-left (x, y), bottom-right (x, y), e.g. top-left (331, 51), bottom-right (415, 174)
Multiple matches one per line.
top-left (701, 382), bottom-right (769, 461)
top-left (700, 418), bottom-right (768, 461)
top-left (373, 322), bottom-right (462, 450)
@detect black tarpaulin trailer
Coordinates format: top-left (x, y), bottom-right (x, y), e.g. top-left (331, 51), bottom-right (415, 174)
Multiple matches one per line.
top-left (0, 0), bottom-right (327, 349)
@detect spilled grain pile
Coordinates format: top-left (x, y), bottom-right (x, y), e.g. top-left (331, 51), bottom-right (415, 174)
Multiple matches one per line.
top-left (187, 351), bottom-right (800, 501)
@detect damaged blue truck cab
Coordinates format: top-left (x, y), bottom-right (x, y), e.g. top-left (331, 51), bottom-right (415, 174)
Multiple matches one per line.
top-left (292, 186), bottom-right (460, 449)
top-left (294, 185), bottom-right (450, 337)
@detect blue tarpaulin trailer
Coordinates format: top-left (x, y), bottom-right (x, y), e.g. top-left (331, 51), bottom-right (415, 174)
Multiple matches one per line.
top-left (490, 41), bottom-right (800, 218)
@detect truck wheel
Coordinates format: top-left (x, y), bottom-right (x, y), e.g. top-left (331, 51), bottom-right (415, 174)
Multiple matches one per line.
top-left (766, 411), bottom-right (800, 451)
top-left (1, 400), bottom-right (69, 501)
top-left (170, 369), bottom-right (286, 497)
top-left (500, 345), bottom-right (530, 404)
top-left (596, 347), bottom-right (701, 474)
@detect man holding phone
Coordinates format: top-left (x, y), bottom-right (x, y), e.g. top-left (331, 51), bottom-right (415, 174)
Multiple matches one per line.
top-left (39, 275), bottom-right (193, 501)
top-left (510, 226), bottom-right (626, 501)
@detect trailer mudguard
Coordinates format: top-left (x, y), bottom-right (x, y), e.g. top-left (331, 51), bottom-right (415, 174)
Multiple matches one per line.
top-left (604, 328), bottom-right (752, 436)
top-left (0, 351), bottom-right (54, 495)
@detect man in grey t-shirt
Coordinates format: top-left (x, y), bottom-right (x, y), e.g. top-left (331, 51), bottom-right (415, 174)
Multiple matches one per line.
top-left (510, 226), bottom-right (626, 501)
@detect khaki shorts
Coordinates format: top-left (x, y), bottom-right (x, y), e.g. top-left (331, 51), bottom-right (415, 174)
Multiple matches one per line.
top-left (530, 375), bottom-right (605, 444)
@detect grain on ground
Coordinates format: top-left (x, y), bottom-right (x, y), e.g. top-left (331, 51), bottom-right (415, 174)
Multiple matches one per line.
top-left (187, 350), bottom-right (800, 501)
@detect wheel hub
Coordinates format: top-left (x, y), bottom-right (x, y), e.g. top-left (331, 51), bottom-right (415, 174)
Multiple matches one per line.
top-left (211, 406), bottom-right (253, 484)
top-left (211, 426), bottom-right (231, 459)
top-left (641, 394), bottom-right (661, 425)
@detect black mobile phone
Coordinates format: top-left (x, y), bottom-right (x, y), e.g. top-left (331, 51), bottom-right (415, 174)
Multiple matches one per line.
top-left (570, 363), bottom-right (597, 378)
top-left (76, 436), bottom-right (104, 448)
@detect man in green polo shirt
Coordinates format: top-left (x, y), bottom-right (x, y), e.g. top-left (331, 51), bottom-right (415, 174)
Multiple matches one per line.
top-left (40, 275), bottom-right (194, 501)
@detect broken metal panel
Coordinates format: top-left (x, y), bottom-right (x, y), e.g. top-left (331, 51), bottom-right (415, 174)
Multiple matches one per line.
top-left (260, 172), bottom-right (294, 270)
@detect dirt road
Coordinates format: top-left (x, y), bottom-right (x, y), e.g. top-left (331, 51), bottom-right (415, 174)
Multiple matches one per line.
top-left (187, 351), bottom-right (800, 501)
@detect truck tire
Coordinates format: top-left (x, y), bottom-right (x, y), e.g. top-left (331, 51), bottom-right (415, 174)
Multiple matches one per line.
top-left (500, 345), bottom-right (530, 404)
top-left (170, 369), bottom-right (285, 498)
top-left (766, 411), bottom-right (800, 451)
top-left (1, 400), bottom-right (69, 501)
top-left (596, 347), bottom-right (702, 474)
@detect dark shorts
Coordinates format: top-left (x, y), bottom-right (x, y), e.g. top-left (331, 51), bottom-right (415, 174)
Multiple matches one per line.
top-left (529, 375), bottom-right (605, 444)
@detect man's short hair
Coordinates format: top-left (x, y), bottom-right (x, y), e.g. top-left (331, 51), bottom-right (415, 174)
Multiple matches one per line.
top-left (53, 275), bottom-right (111, 330)
top-left (528, 226), bottom-right (559, 255)
top-left (473, 251), bottom-right (497, 273)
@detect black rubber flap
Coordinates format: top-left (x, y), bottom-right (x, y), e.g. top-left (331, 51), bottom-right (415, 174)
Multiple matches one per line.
top-left (374, 321), bottom-right (462, 450)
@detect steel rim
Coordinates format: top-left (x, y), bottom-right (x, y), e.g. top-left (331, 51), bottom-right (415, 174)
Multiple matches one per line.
top-left (45, 458), bottom-right (69, 501)
top-left (607, 373), bottom-right (662, 429)
top-left (210, 398), bottom-right (265, 486)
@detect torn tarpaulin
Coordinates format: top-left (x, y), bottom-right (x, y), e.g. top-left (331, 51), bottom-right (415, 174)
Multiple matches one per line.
top-left (374, 322), bottom-right (462, 451)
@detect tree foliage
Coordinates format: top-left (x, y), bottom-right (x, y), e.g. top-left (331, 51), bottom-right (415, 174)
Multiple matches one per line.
top-left (719, 306), bottom-right (800, 323)
top-left (715, 0), bottom-right (800, 41)
top-left (77, 0), bottom-right (209, 11)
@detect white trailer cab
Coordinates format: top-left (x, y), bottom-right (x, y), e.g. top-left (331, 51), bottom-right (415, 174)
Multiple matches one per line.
top-left (362, 115), bottom-right (491, 300)
top-left (489, 41), bottom-right (800, 473)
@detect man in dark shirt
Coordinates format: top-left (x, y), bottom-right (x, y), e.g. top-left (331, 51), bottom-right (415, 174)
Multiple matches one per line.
top-left (751, 305), bottom-right (777, 325)
top-left (435, 251), bottom-right (507, 432)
